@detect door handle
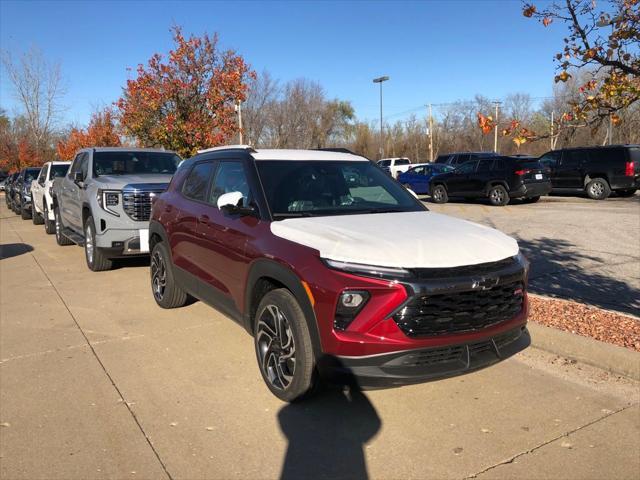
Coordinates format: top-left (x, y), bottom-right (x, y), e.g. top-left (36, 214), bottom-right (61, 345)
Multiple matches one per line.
top-left (198, 214), bottom-right (210, 224)
top-left (164, 205), bottom-right (173, 213)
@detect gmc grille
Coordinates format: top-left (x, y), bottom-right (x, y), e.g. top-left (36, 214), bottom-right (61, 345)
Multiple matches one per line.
top-left (121, 185), bottom-right (167, 221)
top-left (393, 281), bottom-right (524, 337)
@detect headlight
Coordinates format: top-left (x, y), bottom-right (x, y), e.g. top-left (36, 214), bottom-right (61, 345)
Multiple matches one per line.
top-left (322, 258), bottom-right (410, 279)
top-left (515, 251), bottom-right (530, 279)
top-left (334, 290), bottom-right (370, 330)
top-left (97, 189), bottom-right (120, 216)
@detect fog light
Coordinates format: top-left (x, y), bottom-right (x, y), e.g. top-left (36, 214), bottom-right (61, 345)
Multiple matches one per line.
top-left (335, 290), bottom-right (370, 331)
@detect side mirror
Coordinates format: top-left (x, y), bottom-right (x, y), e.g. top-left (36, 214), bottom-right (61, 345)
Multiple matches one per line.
top-left (217, 191), bottom-right (256, 216)
top-left (73, 171), bottom-right (83, 184)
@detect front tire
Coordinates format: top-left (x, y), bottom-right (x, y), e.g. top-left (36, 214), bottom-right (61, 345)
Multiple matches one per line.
top-left (585, 178), bottom-right (611, 200)
top-left (150, 241), bottom-right (188, 308)
top-left (254, 289), bottom-right (316, 402)
top-left (54, 206), bottom-right (74, 246)
top-left (488, 185), bottom-right (510, 206)
top-left (84, 216), bottom-right (113, 271)
top-left (431, 184), bottom-right (448, 204)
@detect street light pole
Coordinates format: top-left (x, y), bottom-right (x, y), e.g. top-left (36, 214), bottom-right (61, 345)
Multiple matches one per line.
top-left (373, 76), bottom-right (389, 159)
top-left (493, 101), bottom-right (502, 153)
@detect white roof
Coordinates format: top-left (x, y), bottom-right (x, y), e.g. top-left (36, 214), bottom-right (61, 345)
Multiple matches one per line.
top-left (196, 145), bottom-right (369, 162)
top-left (252, 149), bottom-right (368, 162)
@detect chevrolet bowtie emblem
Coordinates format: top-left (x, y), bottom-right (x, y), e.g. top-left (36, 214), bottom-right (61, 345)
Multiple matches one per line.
top-left (472, 277), bottom-right (499, 290)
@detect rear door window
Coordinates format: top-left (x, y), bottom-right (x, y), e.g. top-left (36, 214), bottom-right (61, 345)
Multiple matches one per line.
top-left (539, 151), bottom-right (561, 168)
top-left (561, 150), bottom-right (586, 167)
top-left (182, 161), bottom-right (215, 202)
top-left (396, 159), bottom-right (410, 165)
top-left (455, 154), bottom-right (470, 165)
top-left (476, 159), bottom-right (493, 172)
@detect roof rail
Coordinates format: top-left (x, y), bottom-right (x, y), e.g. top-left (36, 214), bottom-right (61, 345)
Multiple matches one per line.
top-left (197, 144), bottom-right (255, 154)
top-left (313, 147), bottom-right (357, 155)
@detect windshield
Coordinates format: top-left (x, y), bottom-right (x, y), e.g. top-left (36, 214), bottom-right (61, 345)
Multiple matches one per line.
top-left (93, 151), bottom-right (181, 176)
top-left (25, 169), bottom-right (40, 182)
top-left (50, 164), bottom-right (69, 179)
top-left (256, 160), bottom-right (424, 219)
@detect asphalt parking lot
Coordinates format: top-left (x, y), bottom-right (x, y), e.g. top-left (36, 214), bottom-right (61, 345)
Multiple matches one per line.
top-left (1, 198), bottom-right (639, 480)
top-left (427, 193), bottom-right (640, 317)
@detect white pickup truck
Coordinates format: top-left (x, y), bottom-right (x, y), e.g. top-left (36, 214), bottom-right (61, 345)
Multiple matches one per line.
top-left (377, 157), bottom-right (412, 178)
top-left (30, 161), bottom-right (71, 233)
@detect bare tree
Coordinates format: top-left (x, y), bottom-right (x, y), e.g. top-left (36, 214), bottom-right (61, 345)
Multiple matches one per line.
top-left (2, 46), bottom-right (66, 158)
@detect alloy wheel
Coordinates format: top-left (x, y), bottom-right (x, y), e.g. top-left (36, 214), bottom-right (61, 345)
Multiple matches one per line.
top-left (589, 182), bottom-right (604, 197)
top-left (491, 188), bottom-right (505, 203)
top-left (151, 250), bottom-right (167, 301)
top-left (256, 305), bottom-right (296, 390)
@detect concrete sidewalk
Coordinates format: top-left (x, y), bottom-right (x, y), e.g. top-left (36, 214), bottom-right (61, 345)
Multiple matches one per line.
top-left (1, 200), bottom-right (639, 480)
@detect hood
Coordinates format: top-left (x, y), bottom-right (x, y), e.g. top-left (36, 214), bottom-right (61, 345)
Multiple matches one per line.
top-left (270, 211), bottom-right (519, 268)
top-left (94, 173), bottom-right (173, 190)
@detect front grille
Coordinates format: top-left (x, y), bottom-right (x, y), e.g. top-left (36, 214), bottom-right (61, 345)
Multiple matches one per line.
top-left (409, 257), bottom-right (517, 280)
top-left (393, 281), bottom-right (524, 337)
top-left (121, 184), bottom-right (167, 221)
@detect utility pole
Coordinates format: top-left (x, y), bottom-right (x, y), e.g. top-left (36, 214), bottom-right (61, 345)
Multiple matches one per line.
top-left (428, 103), bottom-right (434, 162)
top-left (236, 102), bottom-right (243, 144)
top-left (373, 76), bottom-right (389, 159)
top-left (550, 111), bottom-right (554, 150)
top-left (493, 101), bottom-right (501, 153)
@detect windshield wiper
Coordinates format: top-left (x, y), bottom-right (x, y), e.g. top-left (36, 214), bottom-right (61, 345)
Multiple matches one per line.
top-left (272, 212), bottom-right (317, 218)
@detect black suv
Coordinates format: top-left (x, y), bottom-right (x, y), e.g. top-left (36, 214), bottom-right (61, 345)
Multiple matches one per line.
top-left (13, 167), bottom-right (41, 219)
top-left (538, 145), bottom-right (639, 200)
top-left (435, 151), bottom-right (498, 167)
top-left (430, 156), bottom-right (551, 206)
top-left (5, 172), bottom-right (19, 211)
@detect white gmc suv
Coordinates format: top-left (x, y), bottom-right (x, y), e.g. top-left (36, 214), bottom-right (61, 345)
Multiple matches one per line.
top-left (31, 161), bottom-right (71, 233)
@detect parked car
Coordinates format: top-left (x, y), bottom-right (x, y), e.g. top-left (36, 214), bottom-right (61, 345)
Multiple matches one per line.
top-left (149, 146), bottom-right (530, 401)
top-left (397, 163), bottom-right (455, 195)
top-left (430, 156), bottom-right (551, 206)
top-left (538, 145), bottom-right (639, 200)
top-left (30, 161), bottom-right (71, 231)
top-left (52, 147), bottom-right (181, 271)
top-left (377, 157), bottom-right (412, 178)
top-left (5, 172), bottom-right (19, 211)
top-left (435, 151), bottom-right (498, 166)
top-left (14, 167), bottom-right (42, 219)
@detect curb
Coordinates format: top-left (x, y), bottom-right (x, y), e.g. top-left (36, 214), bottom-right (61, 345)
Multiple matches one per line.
top-left (528, 322), bottom-right (640, 381)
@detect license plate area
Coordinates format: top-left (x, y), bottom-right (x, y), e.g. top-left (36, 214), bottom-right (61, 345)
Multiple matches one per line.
top-left (535, 173), bottom-right (543, 180)
top-left (139, 229), bottom-right (149, 253)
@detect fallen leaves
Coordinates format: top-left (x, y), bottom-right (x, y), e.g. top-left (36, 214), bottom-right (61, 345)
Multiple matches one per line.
top-left (528, 295), bottom-right (640, 352)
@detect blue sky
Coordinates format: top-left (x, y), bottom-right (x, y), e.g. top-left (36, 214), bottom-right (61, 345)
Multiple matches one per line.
top-left (0, 0), bottom-right (565, 126)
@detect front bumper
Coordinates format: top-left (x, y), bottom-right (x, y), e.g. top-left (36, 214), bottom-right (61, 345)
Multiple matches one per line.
top-left (95, 228), bottom-right (149, 256)
top-left (332, 325), bottom-right (530, 389)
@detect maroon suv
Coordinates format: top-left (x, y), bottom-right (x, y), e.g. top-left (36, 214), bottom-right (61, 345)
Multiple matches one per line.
top-left (149, 146), bottom-right (530, 401)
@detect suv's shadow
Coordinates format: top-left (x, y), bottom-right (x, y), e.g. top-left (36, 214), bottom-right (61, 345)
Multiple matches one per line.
top-left (0, 243), bottom-right (34, 260)
top-left (278, 375), bottom-right (381, 480)
top-left (517, 236), bottom-right (639, 315)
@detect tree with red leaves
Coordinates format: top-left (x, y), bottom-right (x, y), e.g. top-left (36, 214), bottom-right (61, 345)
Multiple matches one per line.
top-left (116, 26), bottom-right (254, 158)
top-left (56, 108), bottom-right (121, 160)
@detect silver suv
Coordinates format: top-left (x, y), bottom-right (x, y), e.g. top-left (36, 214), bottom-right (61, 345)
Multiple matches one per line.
top-left (52, 147), bottom-right (181, 271)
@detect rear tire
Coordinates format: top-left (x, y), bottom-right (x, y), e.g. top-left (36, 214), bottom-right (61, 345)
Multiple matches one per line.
top-left (54, 206), bottom-right (73, 246)
top-left (585, 178), bottom-right (611, 200)
top-left (84, 216), bottom-right (113, 271)
top-left (32, 207), bottom-right (44, 225)
top-left (20, 202), bottom-right (31, 220)
top-left (488, 185), bottom-right (510, 206)
top-left (150, 241), bottom-right (188, 308)
top-left (431, 184), bottom-right (448, 204)
top-left (44, 203), bottom-right (55, 234)
top-left (254, 288), bottom-right (317, 402)
top-left (616, 188), bottom-right (637, 197)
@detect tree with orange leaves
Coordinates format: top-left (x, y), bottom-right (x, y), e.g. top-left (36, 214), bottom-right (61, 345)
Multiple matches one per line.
top-left (56, 108), bottom-right (121, 160)
top-left (116, 26), bottom-right (254, 158)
